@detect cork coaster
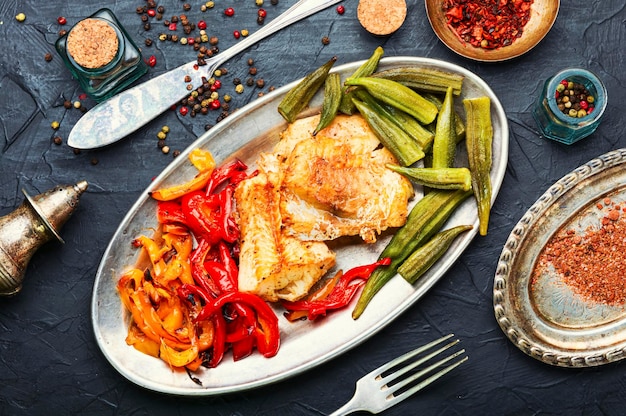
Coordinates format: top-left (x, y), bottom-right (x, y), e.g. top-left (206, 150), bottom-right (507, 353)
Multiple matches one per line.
top-left (67, 18), bottom-right (119, 69)
top-left (357, 0), bottom-right (407, 36)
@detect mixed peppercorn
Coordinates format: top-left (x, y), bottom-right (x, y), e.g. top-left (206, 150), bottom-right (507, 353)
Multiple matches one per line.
top-left (555, 79), bottom-right (595, 118)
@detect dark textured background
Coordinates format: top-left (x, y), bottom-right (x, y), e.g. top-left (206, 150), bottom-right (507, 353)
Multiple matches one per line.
top-left (1, 0), bottom-right (625, 414)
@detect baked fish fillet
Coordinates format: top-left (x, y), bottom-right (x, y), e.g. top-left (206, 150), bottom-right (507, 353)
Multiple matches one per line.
top-left (235, 164), bottom-right (336, 302)
top-left (273, 114), bottom-right (414, 243)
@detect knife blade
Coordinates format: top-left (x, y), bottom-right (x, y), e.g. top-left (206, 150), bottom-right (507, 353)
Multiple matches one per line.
top-left (67, 0), bottom-right (344, 150)
top-left (67, 61), bottom-right (202, 149)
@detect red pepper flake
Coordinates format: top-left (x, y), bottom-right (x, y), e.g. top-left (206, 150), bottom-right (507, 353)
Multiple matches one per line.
top-left (442, 0), bottom-right (534, 49)
top-left (532, 198), bottom-right (626, 306)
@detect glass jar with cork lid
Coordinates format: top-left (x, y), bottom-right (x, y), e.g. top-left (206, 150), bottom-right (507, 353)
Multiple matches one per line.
top-left (55, 9), bottom-right (148, 102)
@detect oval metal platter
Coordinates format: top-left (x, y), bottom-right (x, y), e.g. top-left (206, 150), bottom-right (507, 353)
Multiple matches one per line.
top-left (92, 57), bottom-right (509, 395)
top-left (494, 148), bottom-right (626, 368)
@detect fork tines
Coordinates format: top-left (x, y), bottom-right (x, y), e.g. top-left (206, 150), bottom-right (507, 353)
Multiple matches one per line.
top-left (374, 333), bottom-right (468, 402)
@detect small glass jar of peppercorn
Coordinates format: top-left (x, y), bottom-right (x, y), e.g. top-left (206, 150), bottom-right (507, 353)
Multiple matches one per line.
top-left (533, 68), bottom-right (607, 145)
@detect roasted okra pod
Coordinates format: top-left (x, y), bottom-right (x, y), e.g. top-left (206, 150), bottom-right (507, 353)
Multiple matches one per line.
top-left (464, 96), bottom-right (493, 236)
top-left (278, 56), bottom-right (337, 123)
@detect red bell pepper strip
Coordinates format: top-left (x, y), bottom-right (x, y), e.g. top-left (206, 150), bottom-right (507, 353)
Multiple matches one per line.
top-left (190, 239), bottom-right (221, 297)
top-left (181, 191), bottom-right (222, 245)
top-left (216, 187), bottom-right (239, 243)
top-left (282, 258), bottom-right (392, 321)
top-left (195, 291), bottom-right (280, 358)
top-left (205, 159), bottom-right (248, 195)
top-left (208, 312), bottom-right (226, 367)
top-left (204, 261), bottom-right (237, 293)
top-left (177, 283), bottom-right (212, 305)
top-left (156, 201), bottom-right (186, 224)
top-left (217, 241), bottom-right (238, 286)
top-left (231, 334), bottom-right (255, 361)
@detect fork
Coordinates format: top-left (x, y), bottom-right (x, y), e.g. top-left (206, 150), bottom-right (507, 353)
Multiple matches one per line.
top-left (328, 334), bottom-right (468, 415)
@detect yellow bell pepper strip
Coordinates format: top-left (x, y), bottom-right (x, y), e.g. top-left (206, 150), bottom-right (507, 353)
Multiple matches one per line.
top-left (339, 45), bottom-right (384, 115)
top-left (188, 148), bottom-right (216, 172)
top-left (278, 56), bottom-right (337, 123)
top-left (386, 165), bottom-right (472, 191)
top-left (352, 189), bottom-right (472, 319)
top-left (432, 87), bottom-right (457, 169)
top-left (125, 323), bottom-right (160, 358)
top-left (159, 341), bottom-right (199, 369)
top-left (345, 77), bottom-right (439, 125)
top-left (150, 169), bottom-right (214, 202)
top-left (398, 225), bottom-right (473, 284)
top-left (313, 73), bottom-right (342, 135)
top-left (463, 96), bottom-right (493, 236)
top-left (282, 258), bottom-right (391, 321)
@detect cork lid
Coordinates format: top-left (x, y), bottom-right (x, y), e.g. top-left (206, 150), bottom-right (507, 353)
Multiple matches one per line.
top-left (67, 18), bottom-right (119, 69)
top-left (357, 0), bottom-right (407, 36)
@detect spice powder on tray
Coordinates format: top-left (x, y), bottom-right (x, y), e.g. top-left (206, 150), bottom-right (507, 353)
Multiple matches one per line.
top-left (67, 18), bottom-right (119, 69)
top-left (442, 0), bottom-right (534, 49)
top-left (532, 197), bottom-right (626, 306)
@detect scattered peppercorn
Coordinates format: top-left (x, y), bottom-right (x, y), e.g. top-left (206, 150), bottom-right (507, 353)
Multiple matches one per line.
top-left (145, 38), bottom-right (153, 47)
top-left (15, 13), bottom-right (26, 22)
top-left (64, 100), bottom-right (72, 109)
top-left (224, 7), bottom-right (235, 17)
top-left (57, 16), bottom-right (67, 25)
top-left (336, 5), bottom-right (345, 14)
top-left (321, 36), bottom-right (330, 45)
top-left (53, 136), bottom-right (62, 145)
top-left (51, 121), bottom-right (60, 130)
top-left (91, 158), bottom-right (99, 165)
top-left (162, 145), bottom-right (170, 154)
top-left (45, 53), bottom-right (53, 62)
top-left (73, 101), bottom-right (81, 109)
top-left (172, 149), bottom-right (181, 158)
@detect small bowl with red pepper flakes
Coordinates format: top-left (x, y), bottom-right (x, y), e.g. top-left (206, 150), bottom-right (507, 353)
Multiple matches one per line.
top-left (533, 68), bottom-right (607, 145)
top-left (426, 0), bottom-right (560, 62)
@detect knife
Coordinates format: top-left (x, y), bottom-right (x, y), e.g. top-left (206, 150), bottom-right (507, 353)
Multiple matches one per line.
top-left (68, 0), bottom-right (343, 150)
